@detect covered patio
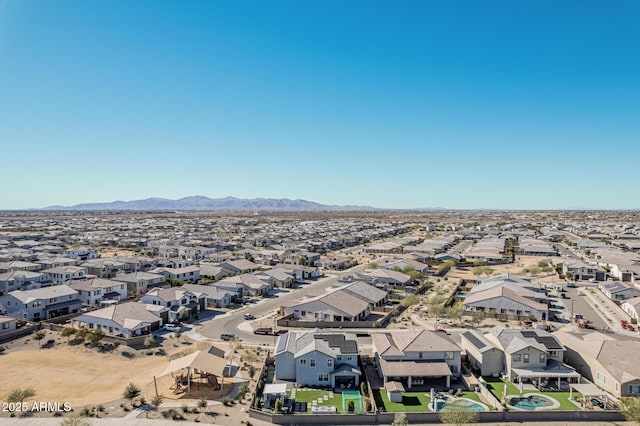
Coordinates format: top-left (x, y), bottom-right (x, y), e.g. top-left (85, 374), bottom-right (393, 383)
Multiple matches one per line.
top-left (512, 365), bottom-right (581, 391)
top-left (380, 359), bottom-right (453, 389)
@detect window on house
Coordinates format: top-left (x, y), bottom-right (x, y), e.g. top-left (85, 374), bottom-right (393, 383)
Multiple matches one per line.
top-left (327, 359), bottom-right (333, 367)
top-left (444, 352), bottom-right (454, 360)
top-left (418, 352), bottom-right (423, 359)
top-left (346, 355), bottom-right (353, 361)
top-left (319, 373), bottom-right (329, 382)
top-left (629, 385), bottom-right (640, 394)
top-left (523, 354), bottom-right (529, 363)
top-left (539, 354), bottom-right (546, 363)
top-left (300, 359), bottom-right (306, 365)
top-left (513, 354), bottom-right (521, 362)
top-left (310, 359), bottom-right (316, 367)
top-left (337, 355), bottom-right (342, 361)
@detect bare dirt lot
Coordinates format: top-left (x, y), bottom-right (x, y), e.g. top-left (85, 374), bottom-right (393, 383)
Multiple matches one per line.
top-left (0, 345), bottom-right (166, 407)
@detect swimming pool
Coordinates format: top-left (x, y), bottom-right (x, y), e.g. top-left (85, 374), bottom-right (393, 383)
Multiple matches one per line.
top-left (431, 396), bottom-right (488, 412)
top-left (507, 394), bottom-right (559, 411)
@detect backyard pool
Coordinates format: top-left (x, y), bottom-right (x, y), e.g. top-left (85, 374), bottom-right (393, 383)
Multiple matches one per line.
top-left (431, 396), bottom-right (488, 412)
top-left (454, 291), bottom-right (469, 298)
top-left (508, 394), bottom-right (559, 411)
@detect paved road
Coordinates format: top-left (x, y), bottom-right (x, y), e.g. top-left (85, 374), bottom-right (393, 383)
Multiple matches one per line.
top-left (198, 264), bottom-right (367, 345)
top-left (561, 284), bottom-right (608, 330)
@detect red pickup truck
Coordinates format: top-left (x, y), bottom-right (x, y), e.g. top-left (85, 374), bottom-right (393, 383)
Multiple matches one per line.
top-left (254, 327), bottom-right (273, 335)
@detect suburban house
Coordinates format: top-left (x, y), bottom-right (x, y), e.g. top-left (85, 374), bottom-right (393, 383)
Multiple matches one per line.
top-left (41, 266), bottom-right (88, 284)
top-left (274, 263), bottom-right (321, 281)
top-left (0, 315), bottom-right (17, 337)
top-left (140, 287), bottom-right (205, 322)
top-left (621, 297), bottom-right (640, 322)
top-left (371, 329), bottom-right (462, 389)
top-left (275, 330), bottom-right (361, 390)
top-left (281, 288), bottom-right (371, 323)
top-left (0, 271), bottom-right (51, 295)
top-left (113, 271), bottom-right (167, 297)
top-left (365, 269), bottom-right (412, 287)
top-left (70, 301), bottom-right (163, 338)
top-left (463, 274), bottom-right (549, 321)
top-left (463, 327), bottom-right (579, 385)
top-left (182, 283), bottom-right (234, 309)
top-left (555, 328), bottom-right (640, 397)
top-left (0, 285), bottom-right (82, 321)
top-left (199, 264), bottom-right (233, 282)
top-left (380, 257), bottom-right (430, 274)
top-left (0, 261), bottom-right (42, 273)
top-left (563, 260), bottom-right (606, 282)
top-left (217, 274), bottom-right (272, 297)
top-left (460, 330), bottom-right (505, 377)
top-left (218, 259), bottom-right (262, 275)
top-left (259, 268), bottom-right (295, 288)
top-left (81, 258), bottom-right (128, 278)
top-left (70, 278), bottom-right (128, 307)
top-left (340, 281), bottom-right (389, 308)
top-left (149, 266), bottom-right (200, 283)
top-left (598, 281), bottom-right (640, 301)
top-left (63, 247), bottom-right (99, 260)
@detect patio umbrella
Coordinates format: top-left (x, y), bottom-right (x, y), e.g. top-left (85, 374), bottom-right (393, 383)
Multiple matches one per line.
top-left (519, 380), bottom-right (523, 394)
top-left (503, 384), bottom-right (508, 402)
top-left (569, 386), bottom-right (573, 400)
top-left (430, 388), bottom-right (436, 411)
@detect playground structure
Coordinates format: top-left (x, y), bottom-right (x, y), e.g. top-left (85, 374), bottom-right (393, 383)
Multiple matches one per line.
top-left (341, 391), bottom-right (364, 414)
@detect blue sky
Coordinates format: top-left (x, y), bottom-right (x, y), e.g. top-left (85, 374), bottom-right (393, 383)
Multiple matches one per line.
top-left (1, 0), bottom-right (638, 210)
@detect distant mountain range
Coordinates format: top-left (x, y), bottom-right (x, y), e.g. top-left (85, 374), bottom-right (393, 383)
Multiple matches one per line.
top-left (41, 196), bottom-right (379, 211)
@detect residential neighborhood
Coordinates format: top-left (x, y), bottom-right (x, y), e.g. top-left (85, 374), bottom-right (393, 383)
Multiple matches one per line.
top-left (1, 209), bottom-right (640, 425)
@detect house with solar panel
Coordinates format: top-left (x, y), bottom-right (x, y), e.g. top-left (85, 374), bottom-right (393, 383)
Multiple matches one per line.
top-left (462, 327), bottom-right (580, 387)
top-left (274, 330), bottom-right (361, 390)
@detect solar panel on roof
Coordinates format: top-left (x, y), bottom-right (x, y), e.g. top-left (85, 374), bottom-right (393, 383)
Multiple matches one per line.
top-left (520, 331), bottom-right (537, 338)
top-left (535, 336), bottom-right (563, 350)
top-left (464, 332), bottom-right (487, 350)
top-left (275, 333), bottom-right (288, 353)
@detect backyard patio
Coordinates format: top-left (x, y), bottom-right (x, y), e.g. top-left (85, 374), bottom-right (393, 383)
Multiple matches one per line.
top-left (483, 376), bottom-right (584, 411)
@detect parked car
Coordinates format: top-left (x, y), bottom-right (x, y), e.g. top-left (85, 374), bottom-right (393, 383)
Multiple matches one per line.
top-left (274, 329), bottom-right (288, 336)
top-left (254, 327), bottom-right (273, 335)
top-left (578, 291), bottom-right (585, 296)
top-left (567, 282), bottom-right (576, 288)
top-left (243, 313), bottom-right (255, 320)
top-left (436, 318), bottom-right (450, 324)
top-left (163, 323), bottom-right (181, 332)
top-left (220, 333), bottom-right (236, 341)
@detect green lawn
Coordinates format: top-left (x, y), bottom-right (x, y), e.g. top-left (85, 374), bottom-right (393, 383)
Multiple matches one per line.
top-left (373, 389), bottom-right (432, 412)
top-left (483, 377), bottom-right (583, 411)
top-left (373, 389), bottom-right (490, 413)
top-left (287, 389), bottom-right (345, 413)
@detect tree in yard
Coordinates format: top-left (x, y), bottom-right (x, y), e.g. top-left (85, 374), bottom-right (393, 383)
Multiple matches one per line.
top-left (445, 304), bottom-right (464, 325)
top-left (151, 394), bottom-right (164, 409)
top-left (75, 327), bottom-right (90, 342)
top-left (360, 381), bottom-right (368, 397)
top-left (32, 330), bottom-right (46, 346)
top-left (366, 262), bottom-right (379, 270)
top-left (297, 256), bottom-right (306, 265)
top-left (144, 335), bottom-right (156, 349)
top-left (248, 364), bottom-right (256, 378)
top-left (197, 397), bottom-right (207, 409)
top-left (60, 327), bottom-right (77, 343)
top-left (237, 383), bottom-right (249, 400)
top-left (621, 397), bottom-right (640, 423)
top-left (6, 388), bottom-right (36, 404)
top-left (470, 310), bottom-right (485, 326)
top-left (438, 406), bottom-right (479, 426)
top-left (391, 412), bottom-right (408, 426)
top-left (123, 382), bottom-right (141, 406)
top-left (85, 328), bottom-right (105, 346)
top-left (274, 398), bottom-right (283, 413)
top-left (400, 294), bottom-right (420, 308)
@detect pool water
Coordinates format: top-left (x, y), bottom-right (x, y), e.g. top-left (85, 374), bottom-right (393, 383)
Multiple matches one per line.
top-left (455, 291), bottom-right (469, 297)
top-left (508, 394), bottom-right (556, 410)
top-left (432, 396), bottom-right (488, 412)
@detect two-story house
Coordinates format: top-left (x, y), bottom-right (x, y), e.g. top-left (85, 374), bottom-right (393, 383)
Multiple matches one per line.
top-left (0, 285), bottom-right (82, 321)
top-left (0, 271), bottom-right (51, 295)
top-left (140, 287), bottom-right (205, 322)
top-left (275, 330), bottom-right (361, 390)
top-left (563, 260), bottom-right (606, 281)
top-left (479, 327), bottom-right (580, 385)
top-left (63, 247), bottom-right (99, 261)
top-left (112, 271), bottom-right (167, 298)
top-left (372, 329), bottom-right (462, 389)
top-left (41, 266), bottom-right (88, 284)
top-left (70, 278), bottom-right (128, 307)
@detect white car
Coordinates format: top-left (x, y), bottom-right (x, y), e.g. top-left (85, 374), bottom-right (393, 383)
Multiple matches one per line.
top-left (436, 318), bottom-right (450, 324)
top-left (163, 324), bottom-right (181, 332)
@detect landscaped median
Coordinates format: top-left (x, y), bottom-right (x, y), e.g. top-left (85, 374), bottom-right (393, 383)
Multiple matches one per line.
top-left (483, 377), bottom-right (583, 411)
